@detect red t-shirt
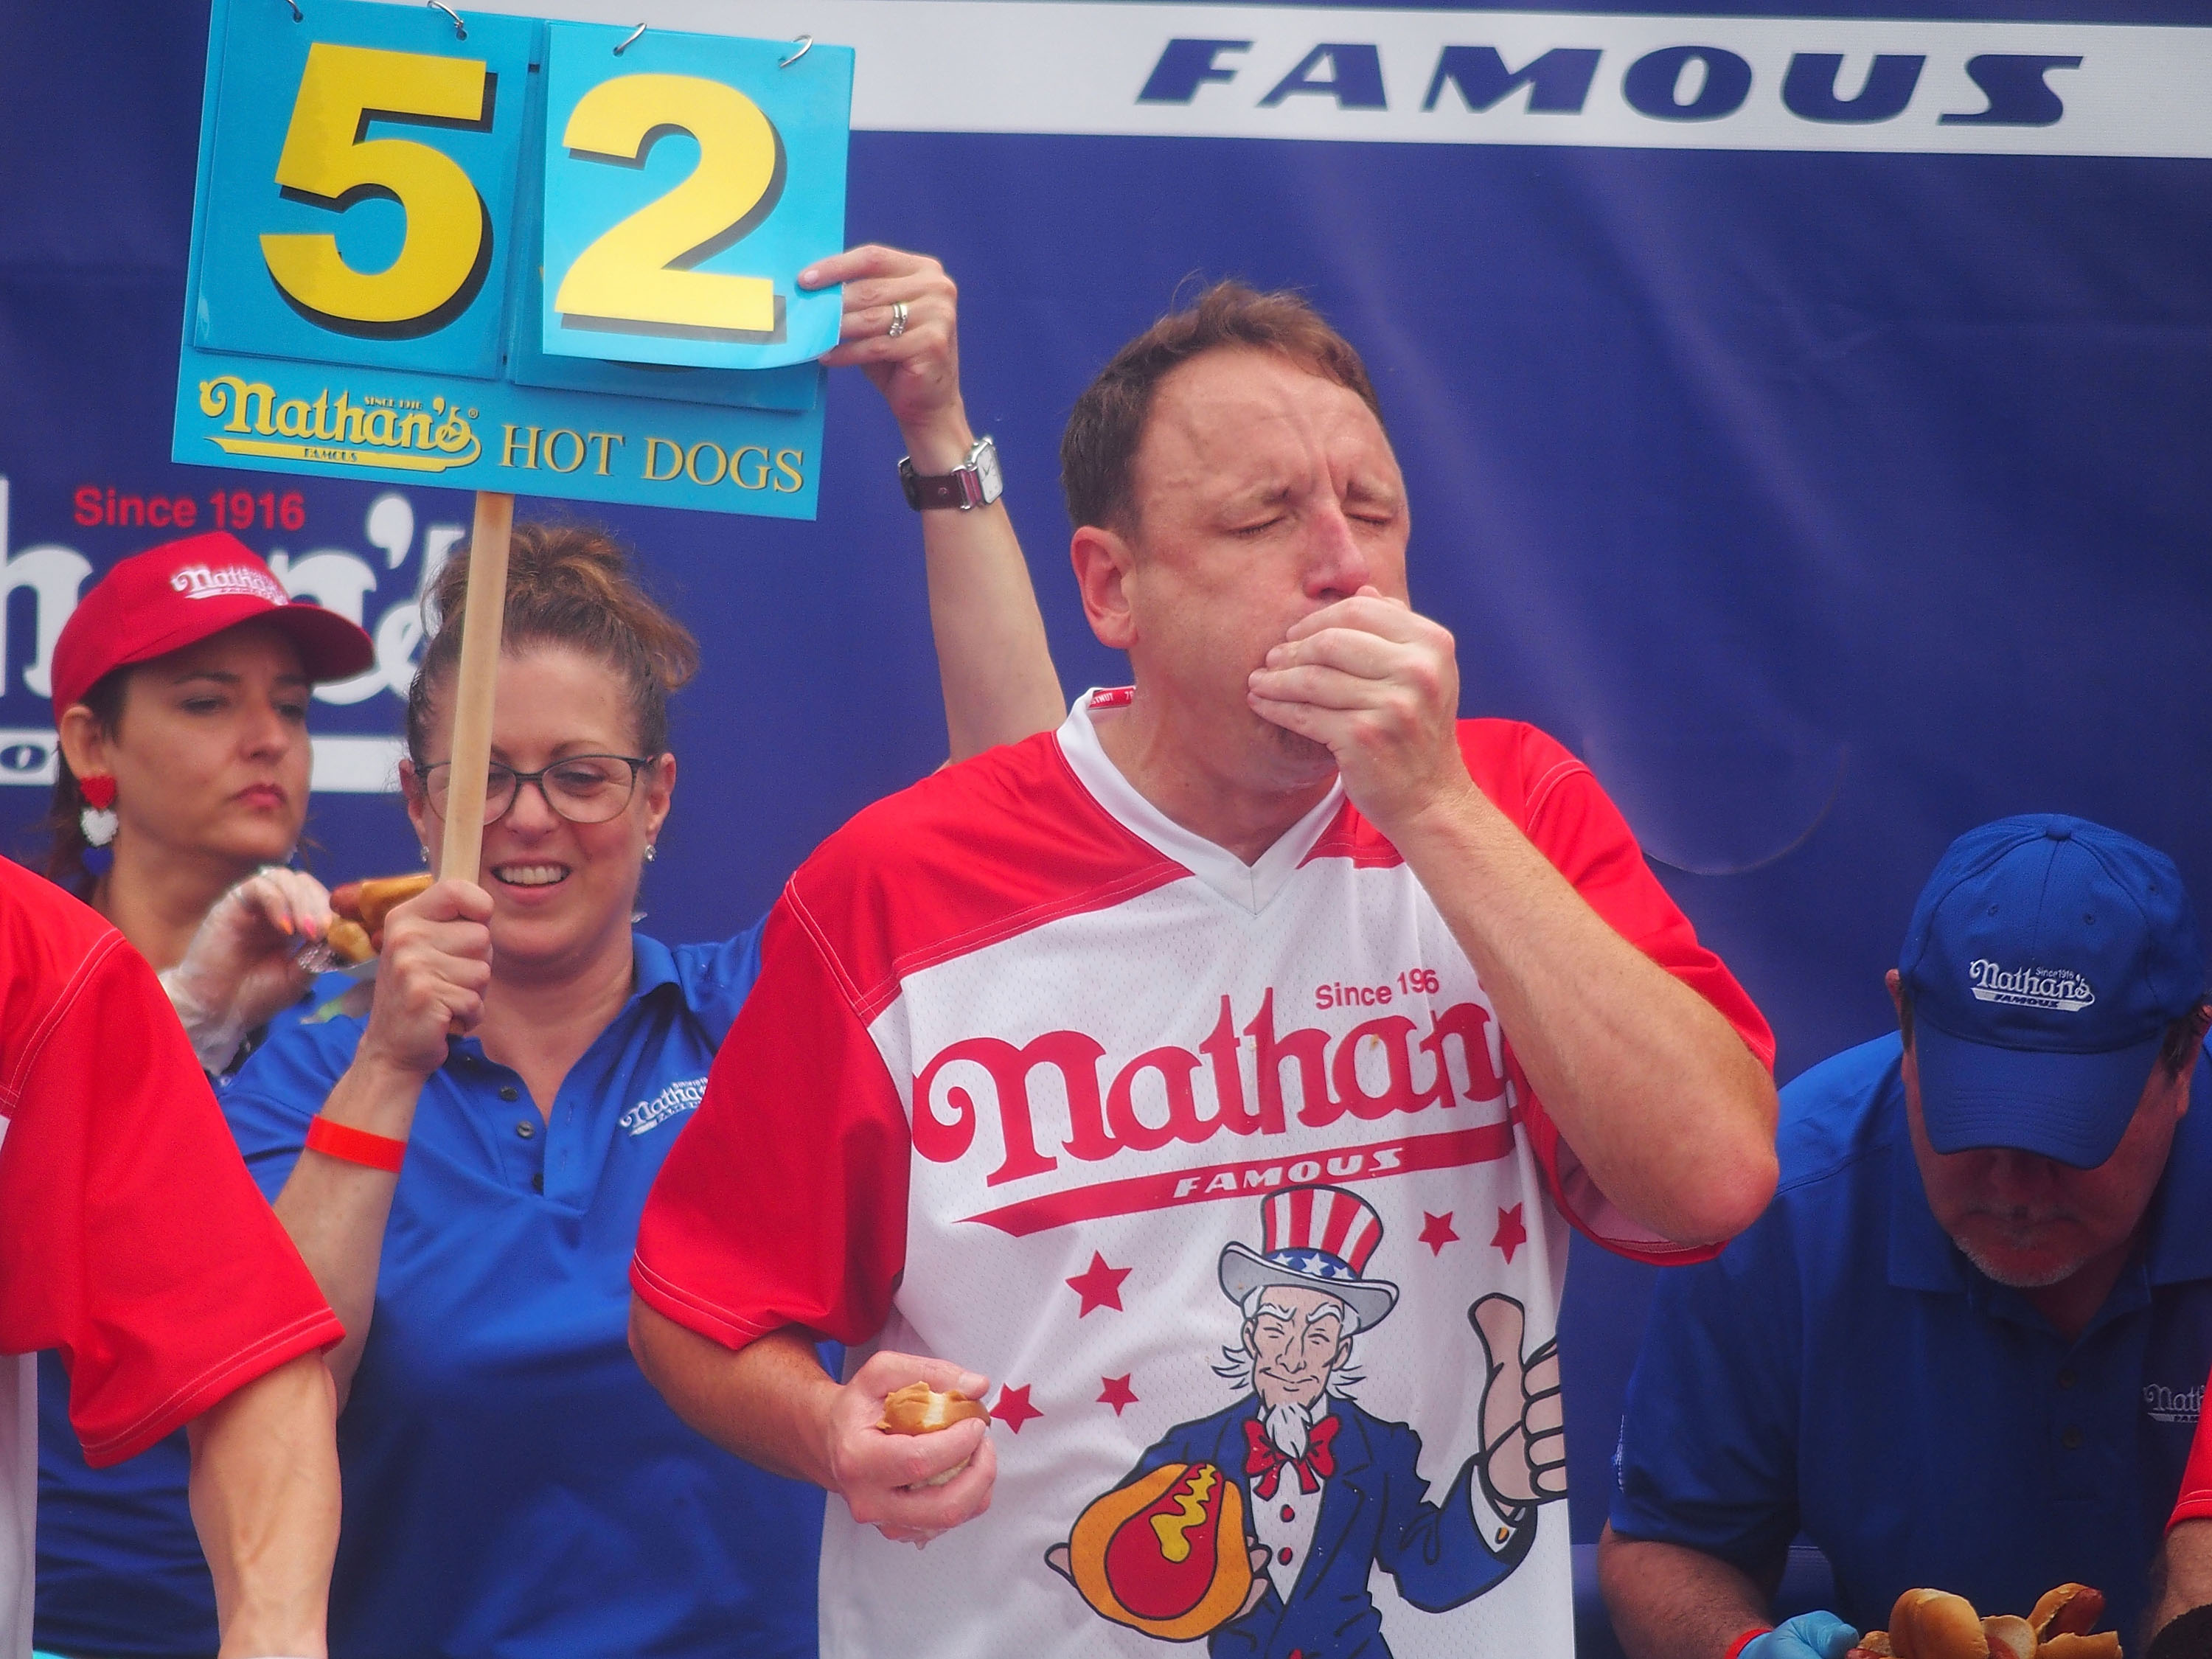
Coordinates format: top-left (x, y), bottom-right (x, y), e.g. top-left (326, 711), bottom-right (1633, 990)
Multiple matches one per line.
top-left (0, 855), bottom-right (342, 1644)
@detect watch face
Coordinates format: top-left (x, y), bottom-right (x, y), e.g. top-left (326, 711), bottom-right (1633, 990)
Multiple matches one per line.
top-left (973, 437), bottom-right (1004, 504)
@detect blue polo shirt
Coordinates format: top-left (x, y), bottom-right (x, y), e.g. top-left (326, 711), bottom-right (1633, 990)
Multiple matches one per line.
top-left (1610, 1034), bottom-right (2212, 1644)
top-left (220, 928), bottom-right (825, 1659)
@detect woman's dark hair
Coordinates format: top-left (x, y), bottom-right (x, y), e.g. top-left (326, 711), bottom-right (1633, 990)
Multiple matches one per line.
top-left (406, 521), bottom-right (700, 767)
top-left (42, 668), bottom-right (129, 897)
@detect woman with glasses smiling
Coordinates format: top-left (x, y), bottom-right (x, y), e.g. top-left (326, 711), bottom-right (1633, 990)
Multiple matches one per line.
top-left (215, 247), bottom-right (1065, 1658)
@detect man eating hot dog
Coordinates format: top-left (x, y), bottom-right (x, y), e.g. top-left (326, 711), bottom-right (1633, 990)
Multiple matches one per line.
top-left (627, 282), bottom-right (1782, 1658)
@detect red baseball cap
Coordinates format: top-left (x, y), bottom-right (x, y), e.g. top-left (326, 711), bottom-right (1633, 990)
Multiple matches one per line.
top-left (50, 531), bottom-right (377, 723)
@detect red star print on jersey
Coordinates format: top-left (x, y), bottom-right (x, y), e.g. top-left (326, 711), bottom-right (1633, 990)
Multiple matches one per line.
top-left (992, 1384), bottom-right (1043, 1433)
top-left (1419, 1211), bottom-right (1460, 1256)
top-left (1097, 1374), bottom-right (1138, 1415)
top-left (1065, 1251), bottom-right (1132, 1317)
top-left (1492, 1203), bottom-right (1528, 1263)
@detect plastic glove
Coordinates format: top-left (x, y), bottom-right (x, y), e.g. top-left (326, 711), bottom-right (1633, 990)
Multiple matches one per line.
top-left (1742, 1612), bottom-right (1862, 1659)
top-left (159, 866), bottom-right (333, 1073)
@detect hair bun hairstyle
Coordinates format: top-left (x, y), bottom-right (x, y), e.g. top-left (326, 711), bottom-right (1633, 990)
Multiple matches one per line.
top-left (408, 521), bottom-right (700, 764)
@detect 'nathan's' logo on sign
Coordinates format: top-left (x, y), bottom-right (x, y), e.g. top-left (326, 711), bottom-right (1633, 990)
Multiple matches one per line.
top-left (196, 377), bottom-right (482, 476)
top-left (1969, 959), bottom-right (2095, 1011)
top-left (170, 563), bottom-right (290, 605)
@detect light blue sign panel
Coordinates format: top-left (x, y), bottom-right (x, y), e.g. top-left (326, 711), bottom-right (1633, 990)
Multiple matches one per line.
top-left (175, 0), bottom-right (837, 519)
top-left (539, 23), bottom-right (852, 372)
top-left (191, 0), bottom-right (535, 379)
top-left (504, 55), bottom-right (819, 414)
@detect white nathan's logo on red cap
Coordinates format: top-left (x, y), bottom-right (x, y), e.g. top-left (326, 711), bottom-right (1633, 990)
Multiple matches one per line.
top-left (170, 563), bottom-right (289, 606)
top-left (1969, 959), bottom-right (2095, 1012)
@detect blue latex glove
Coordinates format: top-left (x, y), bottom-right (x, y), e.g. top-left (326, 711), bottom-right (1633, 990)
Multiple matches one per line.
top-left (1741, 1611), bottom-right (1863, 1659)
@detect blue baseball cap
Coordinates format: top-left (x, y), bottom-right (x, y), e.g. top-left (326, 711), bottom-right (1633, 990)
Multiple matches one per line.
top-left (1899, 815), bottom-right (2205, 1167)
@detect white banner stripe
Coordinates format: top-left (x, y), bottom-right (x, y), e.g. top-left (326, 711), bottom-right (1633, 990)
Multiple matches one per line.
top-left (403, 0), bottom-right (2212, 159)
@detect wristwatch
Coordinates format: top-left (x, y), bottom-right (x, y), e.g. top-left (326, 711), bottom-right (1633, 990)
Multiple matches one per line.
top-left (900, 434), bottom-right (1003, 511)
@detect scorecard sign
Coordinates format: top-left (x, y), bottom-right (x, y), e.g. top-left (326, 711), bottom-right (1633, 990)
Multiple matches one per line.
top-left (173, 0), bottom-right (853, 518)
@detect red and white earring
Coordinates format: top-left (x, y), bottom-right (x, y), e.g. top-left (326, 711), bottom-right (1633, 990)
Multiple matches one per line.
top-left (79, 776), bottom-right (119, 848)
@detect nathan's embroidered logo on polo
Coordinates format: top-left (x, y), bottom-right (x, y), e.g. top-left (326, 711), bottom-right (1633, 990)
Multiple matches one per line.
top-left (620, 1076), bottom-right (706, 1138)
top-left (1969, 959), bottom-right (2095, 1012)
top-left (169, 563), bottom-right (291, 605)
top-left (2146, 1382), bottom-right (2203, 1425)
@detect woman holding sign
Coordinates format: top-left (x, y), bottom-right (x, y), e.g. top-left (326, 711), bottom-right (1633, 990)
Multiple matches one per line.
top-left (212, 248), bottom-right (1062, 1658)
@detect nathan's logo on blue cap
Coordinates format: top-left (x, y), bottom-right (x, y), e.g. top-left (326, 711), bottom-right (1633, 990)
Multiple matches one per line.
top-left (1902, 814), bottom-right (2205, 1169)
top-left (1969, 960), bottom-right (2094, 1012)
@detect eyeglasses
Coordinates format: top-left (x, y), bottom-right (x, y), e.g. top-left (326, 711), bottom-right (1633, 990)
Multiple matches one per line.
top-left (417, 754), bottom-right (657, 827)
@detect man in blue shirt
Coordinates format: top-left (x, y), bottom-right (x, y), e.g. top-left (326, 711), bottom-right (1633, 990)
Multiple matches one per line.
top-left (1600, 815), bottom-right (2212, 1659)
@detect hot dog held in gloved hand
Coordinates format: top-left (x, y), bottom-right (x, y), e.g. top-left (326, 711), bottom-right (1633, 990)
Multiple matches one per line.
top-left (159, 864), bottom-right (348, 1071)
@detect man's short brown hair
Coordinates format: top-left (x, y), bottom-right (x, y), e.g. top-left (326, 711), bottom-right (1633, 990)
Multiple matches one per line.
top-left (1059, 281), bottom-right (1385, 534)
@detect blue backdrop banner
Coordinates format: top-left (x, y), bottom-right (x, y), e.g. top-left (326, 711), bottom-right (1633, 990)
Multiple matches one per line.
top-left (3, 0), bottom-right (2207, 1592)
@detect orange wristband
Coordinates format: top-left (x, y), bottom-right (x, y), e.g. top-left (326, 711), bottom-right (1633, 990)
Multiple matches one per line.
top-left (1724, 1630), bottom-right (1773, 1659)
top-left (304, 1115), bottom-right (406, 1174)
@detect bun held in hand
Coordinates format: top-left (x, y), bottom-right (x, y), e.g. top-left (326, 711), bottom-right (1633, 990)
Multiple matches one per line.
top-left (877, 1383), bottom-right (988, 1436)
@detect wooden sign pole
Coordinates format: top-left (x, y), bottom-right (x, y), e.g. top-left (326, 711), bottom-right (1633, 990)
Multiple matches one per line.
top-left (437, 490), bottom-right (515, 886)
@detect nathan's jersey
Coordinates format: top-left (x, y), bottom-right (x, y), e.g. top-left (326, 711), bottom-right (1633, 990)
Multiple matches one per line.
top-left (636, 695), bottom-right (1773, 1659)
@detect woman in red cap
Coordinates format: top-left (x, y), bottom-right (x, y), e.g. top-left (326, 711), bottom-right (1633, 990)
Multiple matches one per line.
top-left (44, 529), bottom-right (378, 1069)
top-left (33, 527), bottom-right (375, 1659)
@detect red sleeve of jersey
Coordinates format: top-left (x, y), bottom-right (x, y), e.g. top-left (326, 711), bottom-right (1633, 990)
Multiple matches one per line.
top-left (2171, 1385), bottom-right (2212, 1530)
top-left (632, 897), bottom-right (911, 1352)
top-left (1461, 721), bottom-right (1778, 1267)
top-left (0, 933), bottom-right (341, 1467)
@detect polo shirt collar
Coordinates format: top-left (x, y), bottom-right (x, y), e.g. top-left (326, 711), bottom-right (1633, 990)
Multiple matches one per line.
top-left (630, 932), bottom-right (680, 1000)
top-left (443, 933), bottom-right (684, 1069)
top-left (1887, 1044), bottom-right (2212, 1293)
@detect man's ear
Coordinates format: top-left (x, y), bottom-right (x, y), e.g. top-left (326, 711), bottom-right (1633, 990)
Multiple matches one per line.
top-left (1885, 969), bottom-right (1908, 1045)
top-left (1070, 525), bottom-right (1138, 653)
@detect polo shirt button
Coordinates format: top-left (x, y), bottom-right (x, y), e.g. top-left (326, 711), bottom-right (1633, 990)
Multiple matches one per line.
top-left (515, 1121), bottom-right (536, 1140)
top-left (530, 1172), bottom-right (544, 1194)
top-left (1277, 1547), bottom-right (1293, 1565)
top-left (498, 1085), bottom-right (520, 1102)
top-left (1281, 1505), bottom-right (1295, 1522)
top-left (2057, 1369), bottom-right (2077, 1389)
top-left (2062, 1426), bottom-right (2084, 1450)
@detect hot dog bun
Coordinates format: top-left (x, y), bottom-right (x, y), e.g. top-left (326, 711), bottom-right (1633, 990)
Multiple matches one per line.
top-left (2034, 1588), bottom-right (2107, 1644)
top-left (1889, 1589), bottom-right (1990, 1659)
top-left (878, 1382), bottom-right (988, 1436)
top-left (330, 873), bottom-right (434, 940)
top-left (324, 918), bottom-right (375, 966)
top-left (1852, 1585), bottom-right (2121, 1659)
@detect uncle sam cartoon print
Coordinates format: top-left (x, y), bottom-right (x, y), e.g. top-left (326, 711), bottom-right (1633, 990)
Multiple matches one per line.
top-left (1047, 1186), bottom-right (1567, 1657)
